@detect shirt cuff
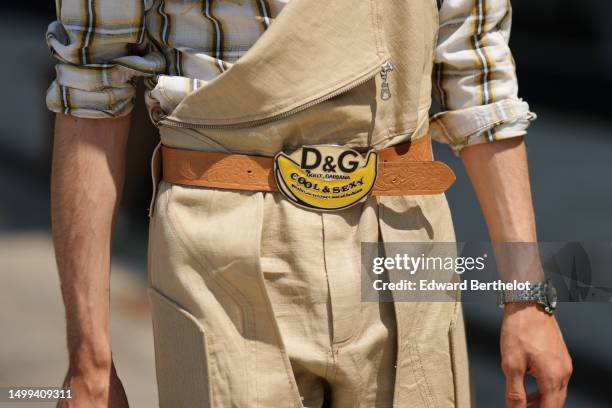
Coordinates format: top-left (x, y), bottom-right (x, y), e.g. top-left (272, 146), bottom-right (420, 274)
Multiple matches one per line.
top-left (46, 78), bottom-right (136, 119)
top-left (45, 20), bottom-right (163, 119)
top-left (430, 99), bottom-right (537, 155)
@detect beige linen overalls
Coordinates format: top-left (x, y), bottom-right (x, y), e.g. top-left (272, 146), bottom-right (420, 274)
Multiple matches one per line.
top-left (147, 0), bottom-right (471, 406)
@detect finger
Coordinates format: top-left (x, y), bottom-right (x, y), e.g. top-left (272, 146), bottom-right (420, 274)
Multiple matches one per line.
top-left (505, 371), bottom-right (528, 408)
top-left (537, 392), bottom-right (561, 408)
top-left (503, 356), bottom-right (529, 408)
top-left (526, 392), bottom-right (540, 408)
top-left (535, 377), bottom-right (564, 408)
top-left (545, 379), bottom-right (569, 408)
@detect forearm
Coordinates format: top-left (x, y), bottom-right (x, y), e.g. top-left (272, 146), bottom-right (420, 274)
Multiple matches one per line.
top-left (460, 137), bottom-right (536, 242)
top-left (461, 137), bottom-right (544, 282)
top-left (51, 114), bottom-right (130, 373)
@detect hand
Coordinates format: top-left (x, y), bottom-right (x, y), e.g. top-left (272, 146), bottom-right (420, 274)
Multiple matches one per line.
top-left (57, 362), bottom-right (129, 408)
top-left (500, 303), bottom-right (572, 408)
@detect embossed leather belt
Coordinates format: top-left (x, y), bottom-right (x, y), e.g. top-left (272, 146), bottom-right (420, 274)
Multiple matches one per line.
top-left (161, 136), bottom-right (455, 206)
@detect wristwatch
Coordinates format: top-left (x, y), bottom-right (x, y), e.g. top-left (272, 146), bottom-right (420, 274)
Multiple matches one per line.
top-left (497, 279), bottom-right (557, 315)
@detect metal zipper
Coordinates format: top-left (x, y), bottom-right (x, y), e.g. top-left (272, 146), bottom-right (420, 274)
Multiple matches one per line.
top-left (156, 60), bottom-right (394, 130)
top-left (380, 60), bottom-right (394, 101)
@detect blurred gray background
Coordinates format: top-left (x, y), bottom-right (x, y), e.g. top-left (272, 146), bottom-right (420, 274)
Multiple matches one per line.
top-left (0, 1), bottom-right (611, 407)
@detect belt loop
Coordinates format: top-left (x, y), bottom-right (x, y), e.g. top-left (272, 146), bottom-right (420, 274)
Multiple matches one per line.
top-left (148, 142), bottom-right (163, 218)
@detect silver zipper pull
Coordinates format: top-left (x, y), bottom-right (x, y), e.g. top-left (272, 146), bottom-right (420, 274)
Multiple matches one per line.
top-left (149, 106), bottom-right (166, 127)
top-left (380, 60), bottom-right (394, 101)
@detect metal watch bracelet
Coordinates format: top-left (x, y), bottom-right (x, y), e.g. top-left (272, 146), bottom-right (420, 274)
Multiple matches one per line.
top-left (497, 279), bottom-right (558, 314)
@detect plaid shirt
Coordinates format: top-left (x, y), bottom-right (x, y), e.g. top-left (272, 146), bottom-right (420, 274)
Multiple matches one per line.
top-left (46, 0), bottom-right (534, 152)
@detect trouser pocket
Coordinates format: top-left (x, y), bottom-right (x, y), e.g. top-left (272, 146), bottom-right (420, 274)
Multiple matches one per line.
top-left (149, 287), bottom-right (213, 408)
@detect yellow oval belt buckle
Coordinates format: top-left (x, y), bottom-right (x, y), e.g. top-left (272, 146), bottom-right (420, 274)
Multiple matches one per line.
top-left (274, 145), bottom-right (379, 211)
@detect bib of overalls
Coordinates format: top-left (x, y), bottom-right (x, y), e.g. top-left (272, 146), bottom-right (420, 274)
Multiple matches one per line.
top-left (154, 0), bottom-right (439, 155)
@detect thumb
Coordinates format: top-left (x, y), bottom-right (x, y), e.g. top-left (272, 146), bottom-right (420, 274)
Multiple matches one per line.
top-left (503, 361), bottom-right (528, 408)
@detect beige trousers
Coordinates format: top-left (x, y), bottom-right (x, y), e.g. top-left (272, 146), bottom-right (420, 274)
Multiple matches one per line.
top-left (148, 168), bottom-right (471, 407)
top-left (145, 0), bottom-right (469, 404)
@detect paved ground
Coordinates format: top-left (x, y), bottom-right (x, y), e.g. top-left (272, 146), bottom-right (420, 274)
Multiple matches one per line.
top-left (0, 233), bottom-right (158, 407)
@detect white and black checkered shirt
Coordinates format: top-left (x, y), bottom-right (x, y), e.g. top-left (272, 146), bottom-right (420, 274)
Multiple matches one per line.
top-left (46, 0), bottom-right (535, 152)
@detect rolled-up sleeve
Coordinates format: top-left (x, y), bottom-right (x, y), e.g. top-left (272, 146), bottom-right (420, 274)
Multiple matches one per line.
top-left (431, 0), bottom-right (536, 154)
top-left (46, 0), bottom-right (164, 118)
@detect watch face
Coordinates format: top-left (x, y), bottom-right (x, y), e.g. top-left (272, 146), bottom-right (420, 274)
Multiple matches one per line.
top-left (546, 282), bottom-right (558, 309)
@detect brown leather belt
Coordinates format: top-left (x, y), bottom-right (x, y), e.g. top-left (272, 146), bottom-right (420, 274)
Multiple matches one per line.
top-left (161, 136), bottom-right (455, 196)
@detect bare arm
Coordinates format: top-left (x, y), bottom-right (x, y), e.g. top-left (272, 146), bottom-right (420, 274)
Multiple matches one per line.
top-left (461, 137), bottom-right (536, 242)
top-left (461, 138), bottom-right (572, 408)
top-left (52, 114), bottom-right (131, 407)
